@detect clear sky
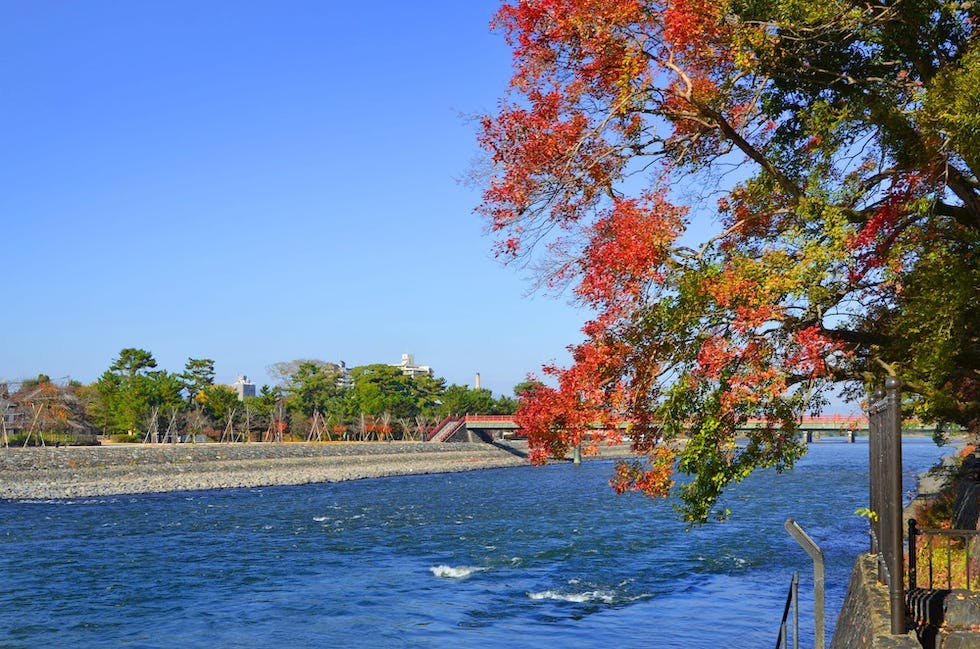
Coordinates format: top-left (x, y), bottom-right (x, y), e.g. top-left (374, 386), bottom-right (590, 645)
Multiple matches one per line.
top-left (0, 1), bottom-right (587, 394)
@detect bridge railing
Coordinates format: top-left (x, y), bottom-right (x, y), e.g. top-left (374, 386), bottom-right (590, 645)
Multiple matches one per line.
top-left (425, 416), bottom-right (457, 442)
top-left (427, 417), bottom-right (468, 443)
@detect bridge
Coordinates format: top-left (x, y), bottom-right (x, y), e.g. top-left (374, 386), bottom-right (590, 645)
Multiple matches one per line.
top-left (426, 415), bottom-right (518, 443)
top-left (425, 414), bottom-right (940, 444)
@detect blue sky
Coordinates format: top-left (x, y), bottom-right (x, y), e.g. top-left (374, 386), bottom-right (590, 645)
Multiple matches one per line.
top-left (0, 1), bottom-right (587, 394)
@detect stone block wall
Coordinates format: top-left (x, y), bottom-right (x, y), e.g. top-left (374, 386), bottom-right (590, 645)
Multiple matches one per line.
top-left (830, 554), bottom-right (920, 649)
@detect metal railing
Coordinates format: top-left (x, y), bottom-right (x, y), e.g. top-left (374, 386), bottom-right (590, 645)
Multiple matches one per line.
top-left (425, 416), bottom-right (458, 442)
top-left (867, 377), bottom-right (906, 635)
top-left (908, 519), bottom-right (980, 591)
top-left (783, 520), bottom-right (826, 649)
top-left (775, 571), bottom-right (799, 649)
top-left (427, 417), bottom-right (467, 443)
top-left (463, 415), bottom-right (515, 423)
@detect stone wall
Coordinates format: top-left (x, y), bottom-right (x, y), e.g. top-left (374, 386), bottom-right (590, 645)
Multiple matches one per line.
top-left (830, 553), bottom-right (920, 649)
top-left (953, 454), bottom-right (980, 531)
top-left (909, 589), bottom-right (980, 649)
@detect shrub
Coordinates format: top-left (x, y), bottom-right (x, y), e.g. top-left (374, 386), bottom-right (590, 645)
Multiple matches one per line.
top-left (912, 490), bottom-right (958, 530)
top-left (3, 432), bottom-right (95, 446)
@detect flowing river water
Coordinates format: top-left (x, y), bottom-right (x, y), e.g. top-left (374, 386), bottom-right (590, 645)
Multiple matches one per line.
top-left (0, 439), bottom-right (949, 648)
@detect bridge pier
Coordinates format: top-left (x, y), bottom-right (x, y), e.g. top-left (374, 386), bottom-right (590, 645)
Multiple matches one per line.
top-left (805, 430), bottom-right (813, 444)
top-left (848, 430), bottom-right (856, 443)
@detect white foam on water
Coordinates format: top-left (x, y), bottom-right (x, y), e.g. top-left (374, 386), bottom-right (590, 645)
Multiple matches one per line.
top-left (18, 498), bottom-right (115, 506)
top-left (527, 589), bottom-right (617, 604)
top-left (312, 516), bottom-right (328, 522)
top-left (429, 565), bottom-right (484, 579)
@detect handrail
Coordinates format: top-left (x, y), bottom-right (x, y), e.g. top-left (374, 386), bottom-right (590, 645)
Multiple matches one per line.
top-left (450, 414), bottom-right (924, 426)
top-left (908, 519), bottom-right (980, 591)
top-left (428, 417), bottom-right (466, 443)
top-left (440, 419), bottom-right (467, 442)
top-left (425, 416), bottom-right (457, 442)
top-left (464, 415), bottom-right (516, 422)
top-left (785, 519), bottom-right (825, 649)
top-left (774, 571), bottom-right (799, 649)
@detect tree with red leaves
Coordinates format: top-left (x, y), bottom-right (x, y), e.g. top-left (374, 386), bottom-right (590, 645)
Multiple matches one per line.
top-left (478, 0), bottom-right (979, 522)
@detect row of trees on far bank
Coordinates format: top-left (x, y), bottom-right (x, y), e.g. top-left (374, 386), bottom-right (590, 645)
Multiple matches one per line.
top-left (0, 348), bottom-right (524, 446)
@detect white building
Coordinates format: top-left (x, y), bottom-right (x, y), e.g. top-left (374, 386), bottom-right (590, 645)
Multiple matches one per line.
top-left (334, 361), bottom-right (353, 388)
top-left (392, 353), bottom-right (433, 379)
top-left (232, 375), bottom-right (256, 400)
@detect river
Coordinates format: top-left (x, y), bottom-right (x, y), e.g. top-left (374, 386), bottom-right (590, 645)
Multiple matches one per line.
top-left (0, 439), bottom-right (949, 648)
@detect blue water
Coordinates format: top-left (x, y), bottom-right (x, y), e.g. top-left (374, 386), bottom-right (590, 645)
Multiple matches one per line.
top-left (0, 440), bottom-right (948, 648)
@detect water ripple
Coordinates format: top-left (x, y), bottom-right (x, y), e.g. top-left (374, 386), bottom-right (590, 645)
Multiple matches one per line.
top-left (0, 440), bottom-right (950, 648)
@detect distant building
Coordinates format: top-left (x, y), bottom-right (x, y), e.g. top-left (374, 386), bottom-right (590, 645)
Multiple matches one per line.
top-left (392, 353), bottom-right (433, 379)
top-left (232, 375), bottom-right (256, 400)
top-left (335, 361), bottom-right (352, 388)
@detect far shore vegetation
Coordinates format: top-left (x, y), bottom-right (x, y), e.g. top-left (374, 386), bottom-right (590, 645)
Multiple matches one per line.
top-left (1, 348), bottom-right (528, 447)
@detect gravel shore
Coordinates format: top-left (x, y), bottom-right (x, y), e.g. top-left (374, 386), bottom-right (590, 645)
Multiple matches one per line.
top-left (0, 441), bottom-right (535, 500)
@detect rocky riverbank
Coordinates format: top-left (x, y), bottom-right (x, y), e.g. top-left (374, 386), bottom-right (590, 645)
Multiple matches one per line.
top-left (0, 441), bottom-right (536, 500)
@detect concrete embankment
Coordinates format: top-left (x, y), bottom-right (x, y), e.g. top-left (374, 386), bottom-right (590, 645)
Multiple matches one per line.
top-left (0, 442), bottom-right (532, 500)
